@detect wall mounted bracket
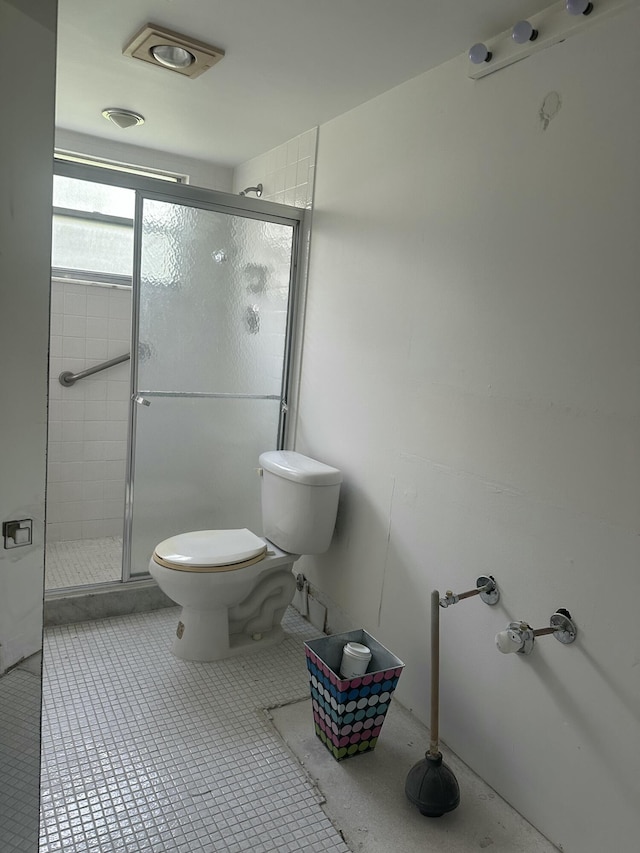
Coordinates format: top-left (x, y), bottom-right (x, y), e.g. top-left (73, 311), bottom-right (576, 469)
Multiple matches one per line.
top-left (496, 608), bottom-right (577, 655)
top-left (549, 608), bottom-right (577, 645)
top-left (440, 575), bottom-right (500, 608)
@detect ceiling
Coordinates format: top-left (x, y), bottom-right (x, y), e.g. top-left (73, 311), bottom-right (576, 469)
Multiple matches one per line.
top-left (56, 0), bottom-right (553, 168)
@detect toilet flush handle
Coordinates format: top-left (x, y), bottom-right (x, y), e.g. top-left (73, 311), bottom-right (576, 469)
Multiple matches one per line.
top-left (256, 467), bottom-right (263, 477)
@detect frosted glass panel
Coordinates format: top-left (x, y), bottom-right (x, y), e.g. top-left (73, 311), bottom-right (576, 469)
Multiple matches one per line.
top-left (129, 195), bottom-right (297, 579)
top-left (53, 175), bottom-right (135, 218)
top-left (138, 199), bottom-right (294, 396)
top-left (130, 396), bottom-right (280, 575)
top-left (51, 176), bottom-right (134, 277)
top-left (52, 215), bottom-right (133, 275)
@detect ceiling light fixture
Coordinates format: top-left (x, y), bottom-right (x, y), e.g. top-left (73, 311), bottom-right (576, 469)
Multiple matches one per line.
top-left (101, 108), bottom-right (145, 129)
top-left (123, 23), bottom-right (225, 79)
top-left (150, 44), bottom-right (195, 69)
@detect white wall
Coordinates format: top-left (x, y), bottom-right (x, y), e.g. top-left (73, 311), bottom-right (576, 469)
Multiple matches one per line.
top-left (47, 281), bottom-right (131, 542)
top-left (55, 129), bottom-right (234, 191)
top-left (0, 0), bottom-right (56, 671)
top-left (295, 8), bottom-right (640, 853)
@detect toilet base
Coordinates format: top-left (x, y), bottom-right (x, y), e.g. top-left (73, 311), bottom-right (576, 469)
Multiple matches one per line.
top-left (170, 605), bottom-right (287, 662)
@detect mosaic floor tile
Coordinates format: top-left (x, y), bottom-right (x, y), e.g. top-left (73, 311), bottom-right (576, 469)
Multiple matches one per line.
top-left (40, 607), bottom-right (349, 853)
top-left (45, 537), bottom-right (123, 590)
top-left (0, 660), bottom-right (42, 853)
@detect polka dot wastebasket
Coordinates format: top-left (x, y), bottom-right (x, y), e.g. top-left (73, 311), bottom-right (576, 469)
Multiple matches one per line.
top-left (304, 630), bottom-right (405, 761)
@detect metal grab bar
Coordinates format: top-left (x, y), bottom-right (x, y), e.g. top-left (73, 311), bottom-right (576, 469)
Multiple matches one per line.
top-left (58, 353), bottom-right (130, 387)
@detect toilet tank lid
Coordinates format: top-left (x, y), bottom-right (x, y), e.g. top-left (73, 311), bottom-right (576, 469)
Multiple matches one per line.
top-left (259, 450), bottom-right (342, 485)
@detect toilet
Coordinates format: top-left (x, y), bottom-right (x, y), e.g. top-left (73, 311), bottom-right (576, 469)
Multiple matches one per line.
top-left (149, 450), bottom-right (342, 661)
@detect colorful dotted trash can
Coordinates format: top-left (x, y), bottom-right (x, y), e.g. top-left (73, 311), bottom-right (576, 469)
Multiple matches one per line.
top-left (304, 630), bottom-right (405, 761)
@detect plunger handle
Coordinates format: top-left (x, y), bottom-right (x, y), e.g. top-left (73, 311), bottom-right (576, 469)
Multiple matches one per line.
top-left (429, 589), bottom-right (440, 758)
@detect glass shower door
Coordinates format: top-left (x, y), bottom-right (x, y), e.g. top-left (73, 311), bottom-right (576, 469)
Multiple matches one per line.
top-left (127, 195), bottom-right (297, 576)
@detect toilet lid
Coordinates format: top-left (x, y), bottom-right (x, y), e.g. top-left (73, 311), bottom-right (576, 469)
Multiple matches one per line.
top-left (153, 528), bottom-right (267, 572)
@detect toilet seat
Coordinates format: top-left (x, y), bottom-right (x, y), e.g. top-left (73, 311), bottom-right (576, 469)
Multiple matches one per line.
top-left (153, 528), bottom-right (268, 573)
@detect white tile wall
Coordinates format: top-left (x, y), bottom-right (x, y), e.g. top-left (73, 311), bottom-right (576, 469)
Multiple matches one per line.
top-left (47, 281), bottom-right (131, 543)
top-left (233, 127), bottom-right (318, 208)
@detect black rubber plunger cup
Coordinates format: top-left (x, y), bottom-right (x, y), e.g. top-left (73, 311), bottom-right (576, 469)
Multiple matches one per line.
top-left (405, 589), bottom-right (460, 817)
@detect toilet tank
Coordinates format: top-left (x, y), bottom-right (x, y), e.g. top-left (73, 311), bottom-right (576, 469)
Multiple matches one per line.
top-left (259, 451), bottom-right (342, 555)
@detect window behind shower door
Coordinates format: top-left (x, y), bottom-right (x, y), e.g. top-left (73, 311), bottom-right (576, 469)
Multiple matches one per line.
top-left (125, 193), bottom-right (298, 578)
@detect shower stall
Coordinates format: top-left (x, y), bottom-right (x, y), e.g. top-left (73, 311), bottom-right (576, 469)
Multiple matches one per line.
top-left (45, 161), bottom-right (304, 595)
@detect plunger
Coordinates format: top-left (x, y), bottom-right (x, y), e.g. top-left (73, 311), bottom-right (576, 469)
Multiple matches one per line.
top-left (405, 589), bottom-right (460, 817)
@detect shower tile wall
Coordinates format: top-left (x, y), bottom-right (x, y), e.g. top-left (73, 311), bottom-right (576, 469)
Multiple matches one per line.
top-left (233, 127), bottom-right (317, 208)
top-left (47, 281), bottom-right (131, 543)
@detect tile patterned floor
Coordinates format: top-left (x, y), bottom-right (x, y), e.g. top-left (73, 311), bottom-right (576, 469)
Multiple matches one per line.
top-left (0, 657), bottom-right (42, 853)
top-left (40, 607), bottom-right (350, 853)
top-left (45, 537), bottom-right (123, 590)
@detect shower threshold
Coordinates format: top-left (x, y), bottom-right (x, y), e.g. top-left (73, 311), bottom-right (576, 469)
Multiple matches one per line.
top-left (44, 536), bottom-right (174, 626)
top-left (44, 576), bottom-right (175, 627)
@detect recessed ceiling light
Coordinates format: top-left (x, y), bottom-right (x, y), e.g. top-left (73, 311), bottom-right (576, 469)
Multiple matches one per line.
top-left (101, 108), bottom-right (145, 129)
top-left (123, 23), bottom-right (225, 79)
top-left (150, 44), bottom-right (195, 69)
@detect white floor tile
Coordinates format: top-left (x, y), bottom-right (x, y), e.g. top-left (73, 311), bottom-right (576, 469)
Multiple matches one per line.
top-left (40, 607), bottom-right (349, 853)
top-left (46, 537), bottom-right (123, 589)
top-left (0, 660), bottom-right (42, 853)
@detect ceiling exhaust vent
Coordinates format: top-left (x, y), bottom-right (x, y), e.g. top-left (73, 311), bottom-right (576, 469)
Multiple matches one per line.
top-left (123, 23), bottom-right (225, 79)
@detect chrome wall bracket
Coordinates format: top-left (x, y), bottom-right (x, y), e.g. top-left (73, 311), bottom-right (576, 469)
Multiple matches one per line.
top-left (549, 608), bottom-right (577, 645)
top-left (476, 575), bottom-right (500, 606)
top-left (440, 575), bottom-right (500, 608)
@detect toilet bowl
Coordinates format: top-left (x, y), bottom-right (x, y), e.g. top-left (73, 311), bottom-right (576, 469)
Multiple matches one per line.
top-left (149, 451), bottom-right (342, 662)
top-left (149, 528), bottom-right (298, 661)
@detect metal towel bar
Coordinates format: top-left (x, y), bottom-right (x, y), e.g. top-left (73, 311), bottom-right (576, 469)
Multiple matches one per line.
top-left (58, 353), bottom-right (130, 387)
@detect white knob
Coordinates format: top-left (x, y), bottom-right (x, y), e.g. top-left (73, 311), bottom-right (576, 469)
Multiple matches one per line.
top-left (495, 629), bottom-right (523, 654)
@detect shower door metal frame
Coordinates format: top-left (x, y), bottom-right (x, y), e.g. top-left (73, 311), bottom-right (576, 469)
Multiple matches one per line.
top-left (51, 159), bottom-right (305, 588)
